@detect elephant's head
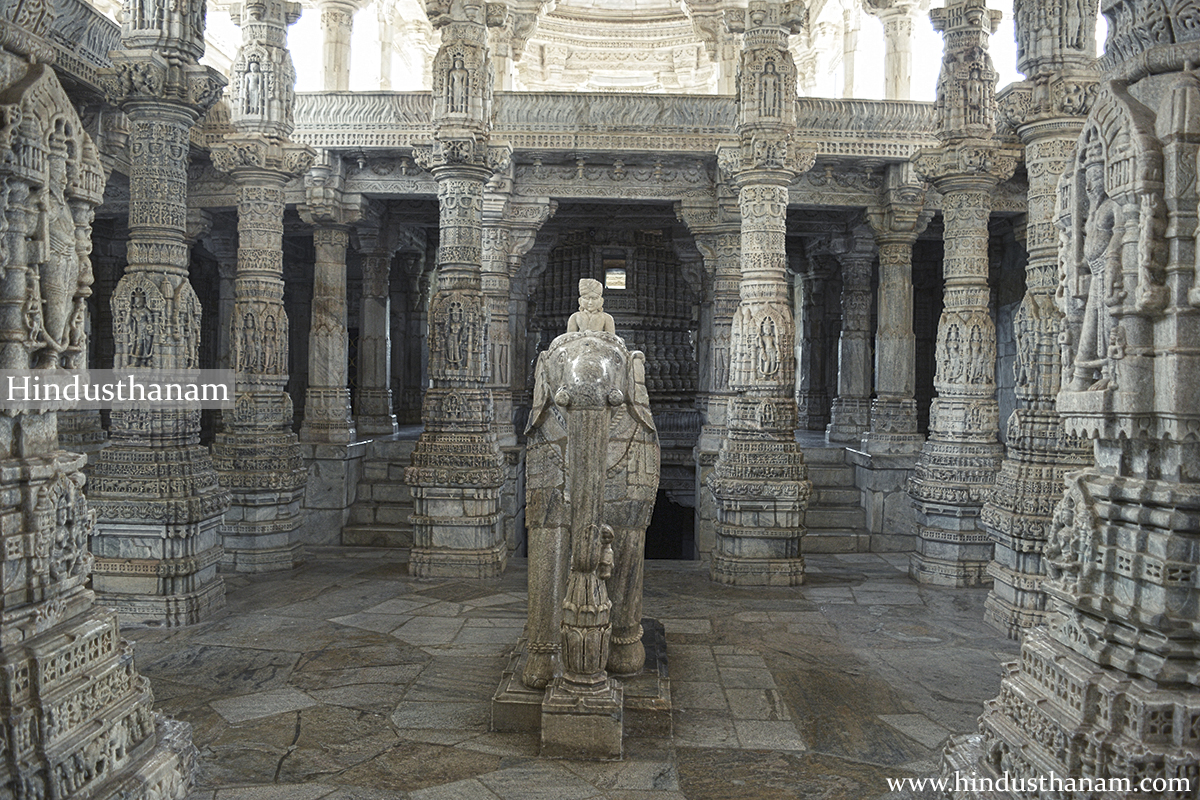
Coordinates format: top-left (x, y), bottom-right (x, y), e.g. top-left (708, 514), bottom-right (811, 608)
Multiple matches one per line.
top-left (526, 331), bottom-right (654, 434)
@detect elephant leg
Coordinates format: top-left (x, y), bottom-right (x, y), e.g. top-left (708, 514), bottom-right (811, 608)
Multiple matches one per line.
top-left (605, 525), bottom-right (646, 675)
top-left (523, 522), bottom-right (569, 689)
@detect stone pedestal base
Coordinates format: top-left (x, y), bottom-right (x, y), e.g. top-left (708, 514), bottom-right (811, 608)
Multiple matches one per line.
top-left (410, 538), bottom-right (507, 579)
top-left (94, 573), bottom-right (226, 628)
top-left (909, 538), bottom-right (992, 587)
top-left (541, 681), bottom-right (623, 760)
top-left (220, 483), bottom-right (305, 573)
top-left (826, 397), bottom-right (871, 444)
top-left (492, 619), bottom-right (672, 739)
top-left (983, 552), bottom-right (1048, 639)
top-left (711, 552), bottom-right (805, 586)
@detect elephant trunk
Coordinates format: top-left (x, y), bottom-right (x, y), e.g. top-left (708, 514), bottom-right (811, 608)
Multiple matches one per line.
top-left (559, 406), bottom-right (614, 688)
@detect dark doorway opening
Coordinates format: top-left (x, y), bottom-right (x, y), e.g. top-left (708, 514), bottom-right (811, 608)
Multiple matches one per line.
top-left (644, 490), bottom-right (695, 560)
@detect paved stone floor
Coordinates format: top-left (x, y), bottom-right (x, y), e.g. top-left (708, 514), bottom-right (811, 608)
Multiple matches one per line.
top-left (123, 548), bottom-right (1019, 800)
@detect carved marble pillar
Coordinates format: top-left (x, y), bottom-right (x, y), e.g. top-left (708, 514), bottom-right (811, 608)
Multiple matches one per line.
top-left (794, 256), bottom-right (831, 430)
top-left (945, 0), bottom-right (1200, 792)
top-left (864, 0), bottom-right (929, 101)
top-left (405, 1), bottom-right (509, 578)
top-left (825, 233), bottom-right (874, 444)
top-left (88, 12), bottom-right (231, 626)
top-left (0, 53), bottom-right (198, 796)
top-left (211, 0), bottom-right (315, 573)
top-left (482, 192), bottom-right (556, 448)
top-left (980, 0), bottom-right (1098, 638)
top-left (862, 164), bottom-right (930, 456)
top-left (355, 243), bottom-right (399, 435)
top-left (709, 1), bottom-right (813, 586)
top-left (299, 159), bottom-right (361, 443)
top-left (906, 0), bottom-right (1018, 586)
top-left (318, 0), bottom-right (363, 91)
top-left (677, 195), bottom-right (740, 562)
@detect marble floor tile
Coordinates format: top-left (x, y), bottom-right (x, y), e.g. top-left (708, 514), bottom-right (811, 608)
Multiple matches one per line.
top-left (210, 688), bottom-right (318, 724)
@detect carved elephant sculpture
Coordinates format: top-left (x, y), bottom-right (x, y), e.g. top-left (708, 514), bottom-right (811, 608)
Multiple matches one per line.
top-left (522, 330), bottom-right (660, 689)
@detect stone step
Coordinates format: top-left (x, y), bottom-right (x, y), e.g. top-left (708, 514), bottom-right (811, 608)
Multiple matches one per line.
top-left (802, 530), bottom-right (871, 553)
top-left (805, 506), bottom-right (866, 530)
top-left (799, 446), bottom-right (849, 466)
top-left (806, 464), bottom-right (857, 487)
top-left (342, 525), bottom-right (412, 549)
top-left (812, 486), bottom-right (861, 506)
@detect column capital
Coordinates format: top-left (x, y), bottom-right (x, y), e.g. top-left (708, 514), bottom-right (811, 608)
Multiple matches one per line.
top-left (212, 133), bottom-right (316, 181)
top-left (100, 52), bottom-right (226, 119)
top-left (299, 155), bottom-right (365, 228)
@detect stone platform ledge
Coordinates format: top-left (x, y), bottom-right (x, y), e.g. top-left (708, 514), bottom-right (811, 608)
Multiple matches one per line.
top-left (711, 554), bottom-right (805, 586)
top-left (96, 579), bottom-right (226, 628)
top-left (220, 543), bottom-right (302, 574)
top-left (410, 540), bottom-right (507, 579)
top-left (491, 618), bottom-right (671, 740)
top-left (909, 553), bottom-right (991, 587)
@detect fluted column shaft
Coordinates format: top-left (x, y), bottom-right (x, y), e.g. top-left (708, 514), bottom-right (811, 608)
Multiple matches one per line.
top-left (826, 247), bottom-right (874, 443)
top-left (301, 225), bottom-right (355, 442)
top-left (355, 252), bottom-right (399, 434)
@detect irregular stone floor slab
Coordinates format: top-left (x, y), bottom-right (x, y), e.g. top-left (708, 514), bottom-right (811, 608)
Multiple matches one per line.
top-left (122, 547), bottom-right (1017, 800)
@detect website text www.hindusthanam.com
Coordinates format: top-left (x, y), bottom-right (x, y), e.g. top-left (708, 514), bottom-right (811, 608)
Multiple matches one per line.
top-left (886, 772), bottom-right (1192, 794)
top-left (0, 369), bottom-right (236, 411)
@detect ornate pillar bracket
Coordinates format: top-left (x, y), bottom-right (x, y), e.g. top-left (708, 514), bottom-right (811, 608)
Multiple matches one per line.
top-left (861, 163), bottom-right (932, 456)
top-left (862, 0), bottom-right (930, 101)
top-left (905, 0), bottom-right (1019, 587)
top-left (87, 5), bottom-right (231, 626)
top-left (298, 154), bottom-right (363, 443)
top-left (210, 0), bottom-right (315, 573)
top-left (977, 1), bottom-right (1099, 637)
top-left (707, 0), bottom-right (815, 586)
top-left (404, 0), bottom-right (510, 578)
top-left (823, 227), bottom-right (876, 444)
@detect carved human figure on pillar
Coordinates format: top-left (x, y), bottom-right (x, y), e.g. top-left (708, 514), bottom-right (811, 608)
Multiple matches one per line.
top-left (757, 314), bottom-right (780, 377)
top-left (448, 54), bottom-right (469, 113)
top-left (40, 150), bottom-right (81, 355)
top-left (128, 288), bottom-right (154, 367)
top-left (760, 59), bottom-right (781, 118)
top-left (567, 278), bottom-right (616, 335)
top-left (244, 59), bottom-right (266, 116)
top-left (1069, 144), bottom-right (1118, 390)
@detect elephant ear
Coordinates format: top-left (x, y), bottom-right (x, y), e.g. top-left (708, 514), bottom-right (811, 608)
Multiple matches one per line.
top-left (627, 350), bottom-right (656, 433)
top-left (526, 350), bottom-right (551, 434)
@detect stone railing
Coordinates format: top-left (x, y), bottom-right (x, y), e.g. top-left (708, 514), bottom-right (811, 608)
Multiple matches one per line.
top-left (291, 90), bottom-right (941, 160)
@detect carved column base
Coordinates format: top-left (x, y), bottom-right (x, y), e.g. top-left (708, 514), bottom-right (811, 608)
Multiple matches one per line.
top-left (409, 534), bottom-right (507, 578)
top-left (540, 679), bottom-right (623, 760)
top-left (861, 397), bottom-right (924, 456)
top-left (57, 409), bottom-right (107, 455)
top-left (709, 435), bottom-right (810, 586)
top-left (355, 388), bottom-right (399, 436)
top-left (212, 429), bottom-right (307, 573)
top-left (908, 436), bottom-right (1003, 586)
top-left (944, 628), bottom-right (1200, 799)
top-left (92, 572), bottom-right (226, 629)
top-left (300, 387), bottom-right (356, 443)
top-left (89, 442), bottom-right (230, 626)
top-left (4, 610), bottom-right (199, 799)
top-left (795, 390), bottom-right (829, 431)
top-left (826, 397), bottom-right (872, 444)
top-left (981, 409), bottom-right (1088, 639)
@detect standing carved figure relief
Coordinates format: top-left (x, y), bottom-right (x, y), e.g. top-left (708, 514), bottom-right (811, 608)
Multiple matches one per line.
top-left (38, 149), bottom-right (81, 360)
top-left (522, 281), bottom-right (659, 690)
top-left (1068, 141), bottom-right (1120, 390)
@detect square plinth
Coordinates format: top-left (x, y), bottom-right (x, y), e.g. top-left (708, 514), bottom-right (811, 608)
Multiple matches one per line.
top-left (490, 619), bottom-right (672, 738)
top-left (540, 681), bottom-right (623, 760)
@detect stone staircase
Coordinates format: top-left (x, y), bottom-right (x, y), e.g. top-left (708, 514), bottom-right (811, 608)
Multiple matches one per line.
top-left (343, 438), bottom-right (416, 549)
top-left (799, 446), bottom-right (870, 553)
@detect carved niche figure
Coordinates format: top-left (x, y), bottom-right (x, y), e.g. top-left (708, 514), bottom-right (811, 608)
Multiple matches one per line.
top-left (756, 313), bottom-right (780, 377)
top-left (243, 59), bottom-right (266, 117)
top-left (522, 304), bottom-right (659, 689)
top-left (1068, 140), bottom-right (1119, 390)
top-left (447, 54), bottom-right (469, 114)
top-left (123, 286), bottom-right (155, 367)
top-left (38, 148), bottom-right (82, 362)
top-left (759, 59), bottom-right (781, 118)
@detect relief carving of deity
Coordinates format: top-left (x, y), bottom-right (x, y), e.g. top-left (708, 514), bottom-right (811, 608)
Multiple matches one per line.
top-left (447, 55), bottom-right (469, 114)
top-left (759, 60), bottom-right (781, 118)
top-left (756, 313), bottom-right (780, 377)
top-left (36, 150), bottom-right (83, 364)
top-left (1068, 144), bottom-right (1119, 390)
